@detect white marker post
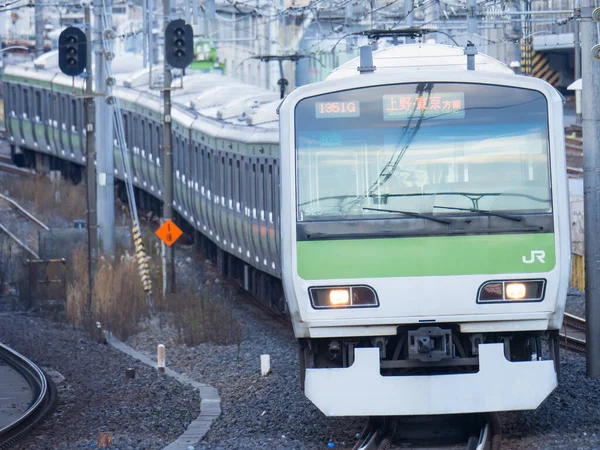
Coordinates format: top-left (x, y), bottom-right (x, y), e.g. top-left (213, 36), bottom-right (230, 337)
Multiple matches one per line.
top-left (260, 354), bottom-right (271, 376)
top-left (157, 344), bottom-right (166, 373)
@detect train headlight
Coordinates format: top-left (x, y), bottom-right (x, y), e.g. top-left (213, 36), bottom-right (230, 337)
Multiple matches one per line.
top-left (505, 283), bottom-right (527, 300)
top-left (477, 279), bottom-right (546, 303)
top-left (329, 289), bottom-right (350, 305)
top-left (309, 285), bottom-right (379, 309)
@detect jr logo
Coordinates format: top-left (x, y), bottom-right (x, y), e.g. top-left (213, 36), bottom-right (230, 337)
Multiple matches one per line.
top-left (522, 250), bottom-right (546, 264)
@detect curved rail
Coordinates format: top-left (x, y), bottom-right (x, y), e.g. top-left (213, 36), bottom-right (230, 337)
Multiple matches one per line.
top-left (0, 344), bottom-right (57, 449)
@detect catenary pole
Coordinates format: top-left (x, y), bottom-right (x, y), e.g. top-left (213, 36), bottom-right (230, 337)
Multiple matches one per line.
top-left (582, 0), bottom-right (600, 378)
top-left (94, 0), bottom-right (115, 255)
top-left (163, 0), bottom-right (175, 295)
top-left (35, 0), bottom-right (44, 57)
top-left (84, 6), bottom-right (98, 316)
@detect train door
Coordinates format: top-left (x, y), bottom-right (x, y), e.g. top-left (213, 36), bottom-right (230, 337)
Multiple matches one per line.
top-left (15, 85), bottom-right (25, 146)
top-left (21, 86), bottom-right (34, 149)
top-left (224, 155), bottom-right (235, 254)
top-left (232, 155), bottom-right (243, 258)
top-left (29, 88), bottom-right (39, 148)
top-left (147, 119), bottom-right (156, 191)
top-left (273, 158), bottom-right (281, 264)
top-left (156, 123), bottom-right (163, 193)
top-left (6, 84), bottom-right (18, 145)
top-left (140, 116), bottom-right (150, 189)
top-left (265, 158), bottom-right (277, 273)
top-left (43, 90), bottom-right (52, 153)
top-left (34, 90), bottom-right (47, 152)
top-left (197, 146), bottom-right (207, 232)
top-left (58, 94), bottom-right (68, 155)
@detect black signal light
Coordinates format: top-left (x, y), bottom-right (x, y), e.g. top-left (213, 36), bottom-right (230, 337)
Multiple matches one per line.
top-left (165, 19), bottom-right (194, 69)
top-left (58, 26), bottom-right (87, 76)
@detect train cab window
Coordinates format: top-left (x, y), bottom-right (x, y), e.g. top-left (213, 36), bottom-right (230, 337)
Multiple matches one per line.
top-left (35, 91), bottom-right (42, 121)
top-left (295, 82), bottom-right (552, 223)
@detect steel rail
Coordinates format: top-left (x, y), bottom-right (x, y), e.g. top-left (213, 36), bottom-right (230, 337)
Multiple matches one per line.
top-left (0, 223), bottom-right (39, 259)
top-left (0, 194), bottom-right (49, 230)
top-left (560, 312), bottom-right (586, 354)
top-left (0, 161), bottom-right (35, 177)
top-left (0, 343), bottom-right (56, 449)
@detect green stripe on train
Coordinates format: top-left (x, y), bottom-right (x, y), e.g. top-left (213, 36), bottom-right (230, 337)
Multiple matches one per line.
top-left (297, 233), bottom-right (555, 280)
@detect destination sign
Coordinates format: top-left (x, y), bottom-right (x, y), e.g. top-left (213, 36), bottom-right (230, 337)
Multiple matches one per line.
top-left (383, 93), bottom-right (465, 120)
top-left (315, 101), bottom-right (360, 119)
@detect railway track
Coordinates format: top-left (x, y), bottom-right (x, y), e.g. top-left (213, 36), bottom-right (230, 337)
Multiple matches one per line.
top-left (0, 154), bottom-right (35, 177)
top-left (0, 193), bottom-right (48, 259)
top-left (0, 343), bottom-right (57, 449)
top-left (352, 413), bottom-right (501, 450)
top-left (560, 312), bottom-right (586, 354)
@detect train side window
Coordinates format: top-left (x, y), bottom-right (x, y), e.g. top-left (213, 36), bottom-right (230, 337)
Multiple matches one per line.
top-left (148, 121), bottom-right (153, 158)
top-left (235, 159), bottom-right (241, 211)
top-left (220, 156), bottom-right (225, 200)
top-left (61, 96), bottom-right (67, 130)
top-left (35, 91), bottom-right (42, 121)
top-left (267, 164), bottom-right (273, 222)
top-left (207, 152), bottom-right (212, 197)
top-left (22, 88), bottom-right (29, 118)
top-left (71, 99), bottom-right (77, 132)
top-left (156, 125), bottom-right (162, 154)
top-left (228, 158), bottom-right (233, 208)
top-left (123, 114), bottom-right (129, 145)
top-left (252, 163), bottom-right (257, 217)
top-left (259, 163), bottom-right (265, 220)
top-left (10, 86), bottom-right (17, 115)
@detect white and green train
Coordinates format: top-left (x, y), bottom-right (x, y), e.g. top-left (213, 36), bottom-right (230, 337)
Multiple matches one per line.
top-left (3, 43), bottom-right (570, 417)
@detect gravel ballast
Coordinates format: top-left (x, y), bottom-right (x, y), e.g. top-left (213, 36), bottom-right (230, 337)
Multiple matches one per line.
top-left (126, 248), bottom-right (600, 450)
top-left (0, 304), bottom-right (200, 450)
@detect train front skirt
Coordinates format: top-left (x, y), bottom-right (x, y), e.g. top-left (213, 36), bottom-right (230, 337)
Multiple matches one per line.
top-left (305, 343), bottom-right (557, 416)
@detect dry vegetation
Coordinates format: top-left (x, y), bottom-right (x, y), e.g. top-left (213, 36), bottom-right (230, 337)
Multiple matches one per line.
top-left (66, 235), bottom-right (242, 345)
top-left (0, 172), bottom-right (242, 346)
top-left (0, 174), bottom-right (86, 224)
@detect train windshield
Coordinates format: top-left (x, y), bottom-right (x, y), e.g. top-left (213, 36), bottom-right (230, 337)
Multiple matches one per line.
top-left (294, 82), bottom-right (552, 223)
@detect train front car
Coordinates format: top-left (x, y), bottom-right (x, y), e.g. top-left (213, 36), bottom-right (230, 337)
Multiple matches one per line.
top-left (279, 45), bottom-right (570, 417)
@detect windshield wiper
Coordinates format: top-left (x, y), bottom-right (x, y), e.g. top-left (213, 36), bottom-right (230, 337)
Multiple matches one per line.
top-left (433, 205), bottom-right (522, 222)
top-left (363, 207), bottom-right (451, 225)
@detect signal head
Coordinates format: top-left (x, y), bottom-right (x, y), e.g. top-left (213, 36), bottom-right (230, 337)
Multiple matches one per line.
top-left (58, 26), bottom-right (87, 77)
top-left (165, 19), bottom-right (194, 69)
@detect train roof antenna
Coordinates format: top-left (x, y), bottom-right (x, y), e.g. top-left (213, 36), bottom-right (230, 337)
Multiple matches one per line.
top-left (357, 45), bottom-right (376, 74)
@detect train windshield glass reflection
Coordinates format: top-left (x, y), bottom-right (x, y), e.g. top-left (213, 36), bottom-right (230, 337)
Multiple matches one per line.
top-left (294, 82), bottom-right (552, 222)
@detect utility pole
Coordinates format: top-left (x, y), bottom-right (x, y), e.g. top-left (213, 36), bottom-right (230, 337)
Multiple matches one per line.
top-left (163, 0), bottom-right (175, 295)
top-left (582, 0), bottom-right (600, 378)
top-left (574, 0), bottom-right (582, 124)
top-left (84, 6), bottom-right (98, 316)
top-left (35, 0), bottom-right (44, 57)
top-left (94, 0), bottom-right (115, 256)
top-left (467, 0), bottom-right (478, 35)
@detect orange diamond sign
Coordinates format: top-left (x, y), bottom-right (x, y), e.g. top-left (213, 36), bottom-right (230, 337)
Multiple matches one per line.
top-left (155, 219), bottom-right (182, 247)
